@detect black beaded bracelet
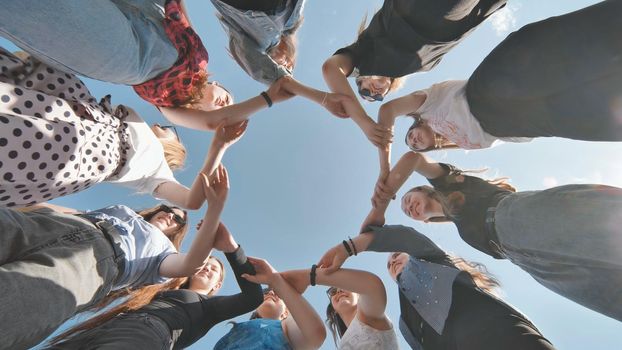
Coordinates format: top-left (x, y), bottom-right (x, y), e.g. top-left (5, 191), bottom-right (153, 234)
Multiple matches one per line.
top-left (342, 240), bottom-right (353, 256)
top-left (260, 91), bottom-right (273, 107)
top-left (310, 264), bottom-right (318, 286)
top-left (348, 236), bottom-right (358, 256)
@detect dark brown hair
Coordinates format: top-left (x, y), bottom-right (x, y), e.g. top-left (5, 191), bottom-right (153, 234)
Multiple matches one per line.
top-left (325, 302), bottom-right (348, 346)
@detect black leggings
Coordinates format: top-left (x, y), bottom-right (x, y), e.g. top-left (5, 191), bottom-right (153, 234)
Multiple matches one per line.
top-left (219, 0), bottom-right (283, 11)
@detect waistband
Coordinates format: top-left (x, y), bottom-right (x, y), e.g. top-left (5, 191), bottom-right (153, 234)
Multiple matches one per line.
top-left (77, 214), bottom-right (126, 279)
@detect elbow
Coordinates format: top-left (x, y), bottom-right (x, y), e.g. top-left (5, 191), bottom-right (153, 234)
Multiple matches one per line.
top-left (307, 324), bottom-right (327, 349)
top-left (321, 58), bottom-right (339, 79)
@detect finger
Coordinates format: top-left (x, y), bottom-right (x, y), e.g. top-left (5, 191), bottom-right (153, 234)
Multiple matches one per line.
top-left (241, 274), bottom-right (258, 283)
top-left (221, 166), bottom-right (230, 189)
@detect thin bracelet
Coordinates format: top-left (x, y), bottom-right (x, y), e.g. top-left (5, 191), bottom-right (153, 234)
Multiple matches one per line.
top-left (342, 240), bottom-right (353, 256)
top-left (320, 92), bottom-right (328, 106)
top-left (310, 264), bottom-right (317, 286)
top-left (348, 236), bottom-right (358, 256)
top-left (260, 91), bottom-right (273, 107)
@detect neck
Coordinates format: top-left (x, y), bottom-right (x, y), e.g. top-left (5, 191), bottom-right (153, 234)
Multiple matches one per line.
top-left (338, 307), bottom-right (358, 328)
top-left (430, 200), bottom-right (446, 218)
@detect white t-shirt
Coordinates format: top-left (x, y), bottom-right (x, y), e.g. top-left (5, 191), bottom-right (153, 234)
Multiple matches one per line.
top-left (339, 316), bottom-right (399, 350)
top-left (107, 110), bottom-right (179, 194)
top-left (416, 80), bottom-right (532, 149)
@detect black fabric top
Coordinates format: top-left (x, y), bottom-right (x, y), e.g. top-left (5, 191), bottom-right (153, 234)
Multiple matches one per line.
top-left (365, 224), bottom-right (551, 350)
top-left (141, 246), bottom-right (264, 349)
top-left (334, 0), bottom-right (507, 78)
top-left (427, 163), bottom-right (511, 258)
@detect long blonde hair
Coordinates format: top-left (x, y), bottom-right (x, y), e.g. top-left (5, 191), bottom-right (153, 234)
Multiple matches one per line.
top-left (405, 114), bottom-right (460, 152)
top-left (49, 257), bottom-right (225, 346)
top-left (405, 176), bottom-right (516, 222)
top-left (158, 137), bottom-right (187, 171)
top-left (449, 256), bottom-right (500, 296)
top-left (267, 17), bottom-right (304, 72)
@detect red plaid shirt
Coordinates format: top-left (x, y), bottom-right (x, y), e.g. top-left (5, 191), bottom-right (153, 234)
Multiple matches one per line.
top-left (133, 0), bottom-right (209, 107)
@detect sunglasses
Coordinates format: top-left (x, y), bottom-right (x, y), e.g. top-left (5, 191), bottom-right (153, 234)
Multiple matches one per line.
top-left (158, 204), bottom-right (186, 226)
top-left (156, 124), bottom-right (180, 141)
top-left (326, 287), bottom-right (344, 299)
top-left (358, 87), bottom-right (385, 102)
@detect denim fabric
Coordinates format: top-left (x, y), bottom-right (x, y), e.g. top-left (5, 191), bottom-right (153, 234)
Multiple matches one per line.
top-left (0, 0), bottom-right (178, 85)
top-left (211, 0), bottom-right (305, 84)
top-left (397, 257), bottom-right (462, 335)
top-left (84, 205), bottom-right (177, 289)
top-left (494, 185), bottom-right (622, 321)
top-left (45, 313), bottom-right (173, 350)
top-left (0, 208), bottom-right (119, 350)
top-left (214, 319), bottom-right (291, 350)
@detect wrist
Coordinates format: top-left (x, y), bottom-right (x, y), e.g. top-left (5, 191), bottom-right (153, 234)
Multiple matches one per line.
top-left (260, 91), bottom-right (273, 107)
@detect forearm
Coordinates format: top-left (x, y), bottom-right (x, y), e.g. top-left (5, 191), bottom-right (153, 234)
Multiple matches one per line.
top-left (184, 139), bottom-right (229, 208)
top-left (361, 226), bottom-right (445, 257)
top-left (271, 275), bottom-right (325, 348)
top-left (161, 95), bottom-right (268, 130)
top-left (225, 245), bottom-right (262, 295)
top-left (284, 78), bottom-right (327, 104)
top-left (181, 205), bottom-right (224, 273)
top-left (377, 105), bottom-right (398, 174)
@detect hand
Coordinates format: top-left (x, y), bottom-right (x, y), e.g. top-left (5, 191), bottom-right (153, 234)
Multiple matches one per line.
top-left (213, 222), bottom-right (238, 253)
top-left (360, 211), bottom-right (385, 232)
top-left (241, 257), bottom-right (280, 285)
top-left (372, 177), bottom-right (396, 207)
top-left (280, 270), bottom-right (309, 294)
top-left (321, 93), bottom-right (350, 119)
top-left (317, 244), bottom-right (349, 274)
top-left (361, 119), bottom-right (393, 147)
top-left (267, 77), bottom-right (296, 104)
top-left (201, 165), bottom-right (229, 207)
top-left (215, 120), bottom-right (248, 147)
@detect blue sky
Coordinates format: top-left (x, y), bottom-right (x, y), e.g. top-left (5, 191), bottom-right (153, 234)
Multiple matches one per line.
top-left (3, 0), bottom-right (620, 349)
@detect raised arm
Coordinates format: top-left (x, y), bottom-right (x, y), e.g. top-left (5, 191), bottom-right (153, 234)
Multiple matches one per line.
top-left (206, 223), bottom-right (264, 323)
top-left (376, 93), bottom-right (427, 178)
top-left (242, 258), bottom-right (326, 350)
top-left (282, 267), bottom-right (389, 327)
top-left (322, 54), bottom-right (391, 147)
top-left (363, 151), bottom-right (446, 228)
top-left (154, 121), bottom-right (247, 209)
top-left (159, 166), bottom-right (229, 277)
top-left (318, 226), bottom-right (446, 273)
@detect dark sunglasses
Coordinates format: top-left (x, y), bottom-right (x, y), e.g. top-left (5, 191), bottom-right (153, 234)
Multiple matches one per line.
top-left (157, 124), bottom-right (180, 141)
top-left (358, 87), bottom-right (385, 102)
top-left (158, 204), bottom-right (186, 226)
top-left (326, 287), bottom-right (344, 299)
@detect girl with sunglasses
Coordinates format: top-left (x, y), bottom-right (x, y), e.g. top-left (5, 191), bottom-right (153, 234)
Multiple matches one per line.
top-left (0, 0), bottom-right (293, 131)
top-left (365, 151), bottom-right (622, 322)
top-left (319, 0), bottom-right (507, 147)
top-left (0, 48), bottom-right (246, 208)
top-left (215, 257), bottom-right (326, 350)
top-left (317, 225), bottom-right (556, 350)
top-left (373, 0), bottom-right (621, 170)
top-left (0, 165), bottom-right (230, 349)
top-left (277, 265), bottom-right (399, 348)
top-left (46, 223), bottom-right (264, 350)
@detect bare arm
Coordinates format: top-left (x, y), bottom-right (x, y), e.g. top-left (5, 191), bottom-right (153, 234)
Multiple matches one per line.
top-left (154, 121), bottom-right (247, 209)
top-left (17, 202), bottom-right (82, 214)
top-left (279, 76), bottom-right (348, 118)
top-left (377, 93), bottom-right (427, 177)
top-left (159, 167), bottom-right (229, 277)
top-left (282, 267), bottom-right (390, 327)
top-left (364, 152), bottom-right (446, 228)
top-left (160, 96), bottom-right (268, 131)
top-left (322, 54), bottom-right (391, 147)
top-left (242, 258), bottom-right (326, 350)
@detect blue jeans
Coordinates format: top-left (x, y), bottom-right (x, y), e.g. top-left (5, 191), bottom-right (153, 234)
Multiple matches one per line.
top-left (0, 208), bottom-right (119, 350)
top-left (0, 0), bottom-right (178, 85)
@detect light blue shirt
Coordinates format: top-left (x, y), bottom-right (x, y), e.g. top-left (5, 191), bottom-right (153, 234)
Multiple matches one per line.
top-left (210, 0), bottom-right (306, 85)
top-left (84, 205), bottom-right (177, 289)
